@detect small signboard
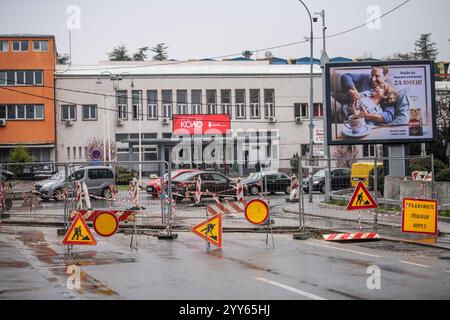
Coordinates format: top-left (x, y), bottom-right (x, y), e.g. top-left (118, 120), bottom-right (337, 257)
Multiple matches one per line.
top-left (402, 198), bottom-right (438, 235)
top-left (191, 213), bottom-right (223, 248)
top-left (347, 181), bottom-right (378, 210)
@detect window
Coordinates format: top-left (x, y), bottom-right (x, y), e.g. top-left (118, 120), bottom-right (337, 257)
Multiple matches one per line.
top-left (67, 147), bottom-right (71, 160)
top-left (147, 90), bottom-right (158, 119)
top-left (177, 90), bottom-right (188, 114)
top-left (0, 41), bottom-right (8, 52)
top-left (73, 147), bottom-right (76, 159)
top-left (0, 105), bottom-right (5, 119)
top-left (0, 70), bottom-right (43, 86)
top-left (162, 90), bottom-right (172, 118)
top-left (294, 103), bottom-right (308, 118)
top-left (35, 105), bottom-right (44, 119)
top-left (206, 90), bottom-right (217, 114)
top-left (250, 89), bottom-right (260, 118)
top-left (235, 89), bottom-right (246, 118)
top-left (116, 90), bottom-right (127, 119)
top-left (62, 104), bottom-right (76, 120)
top-left (88, 168), bottom-right (114, 180)
top-left (79, 147), bottom-right (82, 159)
top-left (363, 145), bottom-right (376, 157)
top-left (82, 105), bottom-right (97, 120)
top-left (7, 105), bottom-right (15, 119)
top-left (4, 105), bottom-right (45, 120)
top-left (74, 169), bottom-right (85, 180)
top-left (191, 90), bottom-right (202, 114)
top-left (12, 40), bottom-right (28, 52)
top-left (17, 105), bottom-right (25, 119)
top-left (221, 89), bottom-right (231, 117)
top-left (132, 90), bottom-right (142, 120)
top-left (32, 40), bottom-right (48, 52)
top-left (264, 89), bottom-right (275, 118)
top-left (313, 103), bottom-right (324, 117)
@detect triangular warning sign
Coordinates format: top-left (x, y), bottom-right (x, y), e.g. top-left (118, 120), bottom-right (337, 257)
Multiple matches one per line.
top-left (191, 213), bottom-right (222, 248)
top-left (62, 213), bottom-right (97, 245)
top-left (347, 181), bottom-right (378, 210)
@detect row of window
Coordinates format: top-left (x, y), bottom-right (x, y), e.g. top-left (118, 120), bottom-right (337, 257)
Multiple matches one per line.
top-left (0, 40), bottom-right (48, 52)
top-left (0, 70), bottom-right (44, 86)
top-left (0, 105), bottom-right (44, 120)
top-left (116, 89), bottom-right (276, 120)
top-left (60, 103), bottom-right (324, 122)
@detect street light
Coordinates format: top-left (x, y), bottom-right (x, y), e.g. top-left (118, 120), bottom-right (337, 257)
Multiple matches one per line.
top-left (97, 71), bottom-right (113, 163)
top-left (298, 0), bottom-right (315, 203)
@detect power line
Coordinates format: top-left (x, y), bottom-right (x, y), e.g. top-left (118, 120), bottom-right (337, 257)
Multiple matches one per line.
top-left (0, 86), bottom-right (320, 124)
top-left (1, 78), bottom-right (320, 109)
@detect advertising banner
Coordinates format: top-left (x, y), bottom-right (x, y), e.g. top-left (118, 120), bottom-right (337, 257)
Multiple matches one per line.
top-left (325, 60), bottom-right (436, 145)
top-left (173, 114), bottom-right (231, 135)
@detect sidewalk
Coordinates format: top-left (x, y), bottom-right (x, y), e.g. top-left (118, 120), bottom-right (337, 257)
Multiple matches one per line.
top-left (282, 199), bottom-right (450, 250)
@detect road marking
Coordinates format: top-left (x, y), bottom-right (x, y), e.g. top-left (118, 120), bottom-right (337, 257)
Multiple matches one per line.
top-left (254, 277), bottom-right (326, 300)
top-left (303, 241), bottom-right (381, 258)
top-left (399, 260), bottom-right (430, 268)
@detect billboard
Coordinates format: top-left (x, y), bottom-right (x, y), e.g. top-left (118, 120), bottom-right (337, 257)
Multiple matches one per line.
top-left (325, 60), bottom-right (436, 145)
top-left (172, 114), bottom-right (231, 135)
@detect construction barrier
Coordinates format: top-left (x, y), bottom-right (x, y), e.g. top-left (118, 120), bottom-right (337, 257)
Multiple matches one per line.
top-left (323, 232), bottom-right (381, 241)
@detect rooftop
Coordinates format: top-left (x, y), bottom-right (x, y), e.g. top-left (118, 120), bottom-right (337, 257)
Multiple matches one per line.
top-left (0, 34), bottom-right (55, 38)
top-left (56, 60), bottom-right (323, 76)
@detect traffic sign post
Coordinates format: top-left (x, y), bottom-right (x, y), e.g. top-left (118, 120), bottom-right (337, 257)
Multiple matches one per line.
top-left (244, 199), bottom-right (274, 246)
top-left (347, 181), bottom-right (379, 231)
top-left (93, 211), bottom-right (119, 237)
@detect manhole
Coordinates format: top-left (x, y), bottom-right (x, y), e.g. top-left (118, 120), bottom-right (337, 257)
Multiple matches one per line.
top-left (52, 254), bottom-right (96, 265)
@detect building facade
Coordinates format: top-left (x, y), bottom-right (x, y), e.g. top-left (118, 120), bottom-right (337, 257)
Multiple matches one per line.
top-left (0, 34), bottom-right (57, 162)
top-left (55, 60), bottom-right (324, 175)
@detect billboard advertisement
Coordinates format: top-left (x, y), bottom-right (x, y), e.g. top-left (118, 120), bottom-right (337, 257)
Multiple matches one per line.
top-left (172, 114), bottom-right (231, 135)
top-left (325, 60), bottom-right (436, 145)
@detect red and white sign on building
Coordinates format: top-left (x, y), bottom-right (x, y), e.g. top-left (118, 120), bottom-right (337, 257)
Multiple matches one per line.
top-left (172, 114), bottom-right (231, 135)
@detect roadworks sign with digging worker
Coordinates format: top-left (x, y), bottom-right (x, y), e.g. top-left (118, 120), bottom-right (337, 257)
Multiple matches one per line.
top-left (62, 212), bottom-right (97, 245)
top-left (347, 181), bottom-right (378, 210)
top-left (191, 213), bottom-right (222, 248)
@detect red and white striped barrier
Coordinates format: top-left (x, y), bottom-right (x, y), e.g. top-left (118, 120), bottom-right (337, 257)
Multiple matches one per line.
top-left (289, 175), bottom-right (299, 201)
top-left (0, 180), bottom-right (5, 212)
top-left (69, 209), bottom-right (136, 222)
top-left (128, 178), bottom-right (139, 207)
top-left (322, 232), bottom-right (380, 241)
top-left (76, 182), bottom-right (82, 210)
top-left (194, 176), bottom-right (202, 204)
top-left (207, 201), bottom-right (245, 216)
top-left (236, 177), bottom-right (245, 203)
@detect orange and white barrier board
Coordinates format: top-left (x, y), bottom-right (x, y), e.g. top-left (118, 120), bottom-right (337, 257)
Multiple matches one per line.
top-left (207, 201), bottom-right (245, 217)
top-left (322, 232), bottom-right (380, 241)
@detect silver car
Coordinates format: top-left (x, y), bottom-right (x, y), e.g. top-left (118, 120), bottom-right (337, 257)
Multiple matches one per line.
top-left (34, 166), bottom-right (115, 201)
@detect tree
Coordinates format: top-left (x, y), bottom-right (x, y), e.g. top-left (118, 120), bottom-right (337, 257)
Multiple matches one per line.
top-left (107, 44), bottom-right (132, 61)
top-left (8, 146), bottom-right (34, 177)
top-left (133, 46), bottom-right (149, 61)
top-left (332, 145), bottom-right (359, 168)
top-left (290, 153), bottom-right (300, 176)
top-left (413, 33), bottom-right (439, 60)
top-left (425, 91), bottom-right (450, 164)
top-left (57, 53), bottom-right (70, 65)
top-left (151, 43), bottom-right (169, 61)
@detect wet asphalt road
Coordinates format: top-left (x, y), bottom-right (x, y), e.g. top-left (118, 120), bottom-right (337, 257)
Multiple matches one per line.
top-left (0, 225), bottom-right (449, 300)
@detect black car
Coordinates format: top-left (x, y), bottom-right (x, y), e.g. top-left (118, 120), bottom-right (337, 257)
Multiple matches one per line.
top-left (303, 168), bottom-right (351, 193)
top-left (171, 171), bottom-right (237, 202)
top-left (242, 171), bottom-right (291, 196)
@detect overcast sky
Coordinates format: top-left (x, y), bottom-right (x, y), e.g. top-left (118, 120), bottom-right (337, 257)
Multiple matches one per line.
top-left (1, 0), bottom-right (449, 64)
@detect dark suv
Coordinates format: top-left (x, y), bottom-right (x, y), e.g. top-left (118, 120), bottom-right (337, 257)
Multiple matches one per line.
top-left (303, 168), bottom-right (351, 193)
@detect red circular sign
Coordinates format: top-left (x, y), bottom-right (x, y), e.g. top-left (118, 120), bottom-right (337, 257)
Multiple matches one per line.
top-left (93, 212), bottom-right (119, 237)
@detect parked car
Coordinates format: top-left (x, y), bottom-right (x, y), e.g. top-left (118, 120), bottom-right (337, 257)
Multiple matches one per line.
top-left (146, 169), bottom-right (199, 197)
top-left (33, 166), bottom-right (115, 201)
top-left (303, 168), bottom-right (351, 193)
top-left (242, 171), bottom-right (292, 195)
top-left (1, 168), bottom-right (14, 181)
top-left (171, 171), bottom-right (237, 202)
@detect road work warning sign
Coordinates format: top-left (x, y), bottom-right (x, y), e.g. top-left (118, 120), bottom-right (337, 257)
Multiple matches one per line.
top-left (62, 213), bottom-right (97, 245)
top-left (402, 198), bottom-right (438, 235)
top-left (191, 213), bottom-right (222, 248)
top-left (347, 181), bottom-right (378, 210)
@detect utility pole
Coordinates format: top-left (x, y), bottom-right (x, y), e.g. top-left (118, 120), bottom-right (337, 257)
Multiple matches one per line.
top-left (315, 9), bottom-right (330, 202)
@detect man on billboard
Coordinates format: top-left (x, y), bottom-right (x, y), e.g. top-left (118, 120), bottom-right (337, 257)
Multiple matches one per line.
top-left (340, 65), bottom-right (409, 126)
